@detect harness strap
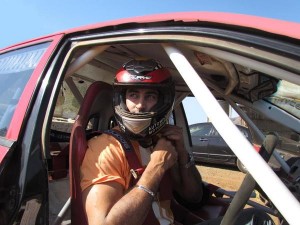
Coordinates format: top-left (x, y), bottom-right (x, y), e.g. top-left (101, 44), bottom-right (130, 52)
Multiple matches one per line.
top-left (87, 129), bottom-right (145, 186)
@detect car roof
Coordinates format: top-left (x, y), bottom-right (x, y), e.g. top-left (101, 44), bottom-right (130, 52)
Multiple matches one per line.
top-left (58, 12), bottom-right (300, 39)
top-left (2, 12), bottom-right (300, 52)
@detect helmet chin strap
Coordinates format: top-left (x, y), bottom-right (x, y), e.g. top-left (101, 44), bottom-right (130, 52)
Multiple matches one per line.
top-left (138, 132), bottom-right (161, 148)
top-left (138, 137), bottom-right (154, 148)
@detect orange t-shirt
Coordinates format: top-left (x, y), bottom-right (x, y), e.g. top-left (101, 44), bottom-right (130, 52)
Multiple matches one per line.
top-left (80, 133), bottom-right (140, 191)
top-left (80, 133), bottom-right (174, 225)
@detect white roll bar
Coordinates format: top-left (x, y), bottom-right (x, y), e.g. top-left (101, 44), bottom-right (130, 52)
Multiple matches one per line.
top-left (162, 43), bottom-right (300, 225)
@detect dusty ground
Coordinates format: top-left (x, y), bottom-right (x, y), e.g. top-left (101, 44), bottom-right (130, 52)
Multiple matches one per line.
top-left (196, 163), bottom-right (281, 225)
top-left (197, 164), bottom-right (245, 190)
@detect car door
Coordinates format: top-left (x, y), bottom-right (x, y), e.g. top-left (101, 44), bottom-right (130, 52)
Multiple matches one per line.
top-left (207, 125), bottom-right (236, 164)
top-left (0, 34), bottom-right (65, 225)
top-left (189, 123), bottom-right (213, 162)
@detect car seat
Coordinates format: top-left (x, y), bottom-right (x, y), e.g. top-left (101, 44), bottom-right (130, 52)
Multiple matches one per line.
top-left (69, 81), bottom-right (113, 225)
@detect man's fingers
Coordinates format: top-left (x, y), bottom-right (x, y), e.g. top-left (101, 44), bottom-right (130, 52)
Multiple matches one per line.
top-left (160, 129), bottom-right (182, 141)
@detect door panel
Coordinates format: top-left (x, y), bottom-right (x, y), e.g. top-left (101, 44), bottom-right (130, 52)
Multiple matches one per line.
top-left (0, 35), bottom-right (64, 224)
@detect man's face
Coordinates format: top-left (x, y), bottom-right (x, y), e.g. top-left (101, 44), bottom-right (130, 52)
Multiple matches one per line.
top-left (125, 88), bottom-right (159, 113)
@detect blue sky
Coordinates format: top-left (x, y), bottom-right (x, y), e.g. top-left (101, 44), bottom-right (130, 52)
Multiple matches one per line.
top-left (1, 0), bottom-right (300, 49)
top-left (2, 0), bottom-right (299, 124)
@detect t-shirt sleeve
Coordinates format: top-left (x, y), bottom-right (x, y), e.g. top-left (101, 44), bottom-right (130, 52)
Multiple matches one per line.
top-left (80, 134), bottom-right (131, 191)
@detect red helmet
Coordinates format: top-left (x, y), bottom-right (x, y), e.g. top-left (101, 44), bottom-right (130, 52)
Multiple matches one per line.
top-left (113, 59), bottom-right (175, 140)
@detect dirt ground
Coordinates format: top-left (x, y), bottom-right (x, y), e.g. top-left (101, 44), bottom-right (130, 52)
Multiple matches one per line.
top-left (196, 164), bottom-right (281, 225)
top-left (197, 164), bottom-right (245, 190)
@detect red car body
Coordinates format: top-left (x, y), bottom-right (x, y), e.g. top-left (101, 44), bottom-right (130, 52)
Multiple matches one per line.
top-left (0, 12), bottom-right (299, 225)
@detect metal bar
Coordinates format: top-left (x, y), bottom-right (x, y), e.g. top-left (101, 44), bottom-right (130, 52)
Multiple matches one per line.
top-left (225, 96), bottom-right (291, 173)
top-left (52, 198), bottom-right (71, 225)
top-left (220, 134), bottom-right (278, 225)
top-left (162, 43), bottom-right (300, 225)
top-left (65, 77), bottom-right (84, 105)
top-left (206, 78), bottom-right (291, 173)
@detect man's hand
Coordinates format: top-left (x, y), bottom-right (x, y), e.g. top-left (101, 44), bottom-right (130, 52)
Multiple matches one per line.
top-left (160, 125), bottom-right (184, 147)
top-left (159, 125), bottom-right (188, 165)
top-left (150, 137), bottom-right (178, 171)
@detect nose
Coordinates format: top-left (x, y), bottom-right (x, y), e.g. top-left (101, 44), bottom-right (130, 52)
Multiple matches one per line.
top-left (135, 98), bottom-right (146, 111)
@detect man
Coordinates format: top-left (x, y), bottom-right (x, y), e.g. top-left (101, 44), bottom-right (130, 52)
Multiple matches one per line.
top-left (80, 59), bottom-right (275, 225)
top-left (80, 59), bottom-right (204, 225)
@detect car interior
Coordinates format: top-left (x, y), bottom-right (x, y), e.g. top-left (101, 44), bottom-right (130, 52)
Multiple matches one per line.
top-left (45, 33), bottom-right (300, 225)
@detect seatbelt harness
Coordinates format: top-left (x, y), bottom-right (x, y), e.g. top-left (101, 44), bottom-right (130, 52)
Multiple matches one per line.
top-left (87, 129), bottom-right (145, 185)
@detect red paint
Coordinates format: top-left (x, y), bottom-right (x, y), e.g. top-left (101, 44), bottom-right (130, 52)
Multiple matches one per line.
top-left (0, 145), bottom-right (9, 163)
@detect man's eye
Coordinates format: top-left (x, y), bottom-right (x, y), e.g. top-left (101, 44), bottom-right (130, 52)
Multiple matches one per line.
top-left (147, 95), bottom-right (158, 101)
top-left (129, 93), bottom-right (138, 99)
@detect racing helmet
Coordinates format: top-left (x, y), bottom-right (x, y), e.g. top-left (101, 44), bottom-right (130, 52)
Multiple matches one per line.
top-left (113, 59), bottom-right (175, 140)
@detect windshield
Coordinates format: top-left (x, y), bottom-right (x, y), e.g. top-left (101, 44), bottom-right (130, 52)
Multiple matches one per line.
top-left (0, 43), bottom-right (50, 136)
